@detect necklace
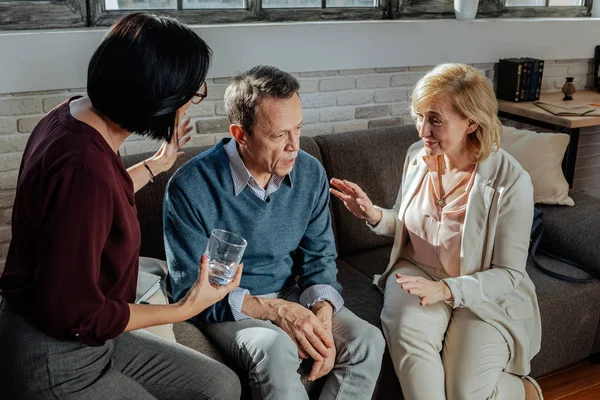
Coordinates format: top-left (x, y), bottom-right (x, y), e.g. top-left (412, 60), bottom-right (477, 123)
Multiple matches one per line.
top-left (100, 116), bottom-right (117, 153)
top-left (435, 157), bottom-right (475, 208)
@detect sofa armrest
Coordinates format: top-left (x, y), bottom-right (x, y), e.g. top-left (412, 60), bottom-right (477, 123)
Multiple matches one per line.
top-left (139, 256), bottom-right (169, 281)
top-left (537, 191), bottom-right (600, 279)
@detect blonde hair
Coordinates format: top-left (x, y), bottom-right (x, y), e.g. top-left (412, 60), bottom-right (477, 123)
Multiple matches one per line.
top-left (410, 63), bottom-right (502, 163)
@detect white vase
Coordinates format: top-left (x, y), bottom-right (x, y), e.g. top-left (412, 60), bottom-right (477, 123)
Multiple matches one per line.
top-left (454, 0), bottom-right (479, 20)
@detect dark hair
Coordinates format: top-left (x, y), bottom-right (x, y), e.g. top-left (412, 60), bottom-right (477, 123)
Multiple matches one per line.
top-left (87, 13), bottom-right (212, 142)
top-left (224, 65), bottom-right (299, 135)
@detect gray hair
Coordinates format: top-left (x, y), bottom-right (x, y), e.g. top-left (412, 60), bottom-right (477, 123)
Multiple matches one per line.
top-left (224, 65), bottom-right (300, 135)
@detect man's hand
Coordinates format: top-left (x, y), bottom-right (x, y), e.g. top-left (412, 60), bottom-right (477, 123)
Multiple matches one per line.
top-left (273, 301), bottom-right (334, 362)
top-left (308, 301), bottom-right (336, 381)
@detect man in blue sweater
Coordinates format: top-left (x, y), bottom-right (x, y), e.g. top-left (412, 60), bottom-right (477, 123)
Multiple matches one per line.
top-left (164, 65), bottom-right (384, 399)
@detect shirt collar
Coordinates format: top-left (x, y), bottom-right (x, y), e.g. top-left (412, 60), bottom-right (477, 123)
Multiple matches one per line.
top-left (225, 139), bottom-right (293, 196)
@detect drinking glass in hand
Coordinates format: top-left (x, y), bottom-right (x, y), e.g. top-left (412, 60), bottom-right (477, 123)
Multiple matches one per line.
top-left (205, 229), bottom-right (247, 286)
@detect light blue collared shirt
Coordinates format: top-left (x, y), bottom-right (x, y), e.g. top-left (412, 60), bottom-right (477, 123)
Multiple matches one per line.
top-left (225, 139), bottom-right (344, 320)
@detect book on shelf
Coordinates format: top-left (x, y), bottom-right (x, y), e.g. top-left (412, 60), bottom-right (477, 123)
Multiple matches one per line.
top-left (497, 59), bottom-right (523, 102)
top-left (526, 58), bottom-right (544, 101)
top-left (521, 58), bottom-right (531, 101)
top-left (496, 57), bottom-right (544, 103)
top-left (534, 101), bottom-right (600, 117)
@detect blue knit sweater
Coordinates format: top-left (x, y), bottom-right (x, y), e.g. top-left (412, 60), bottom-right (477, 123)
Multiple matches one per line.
top-left (164, 139), bottom-right (341, 324)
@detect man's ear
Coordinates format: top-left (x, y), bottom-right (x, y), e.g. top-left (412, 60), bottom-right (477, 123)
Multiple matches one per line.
top-left (230, 124), bottom-right (248, 147)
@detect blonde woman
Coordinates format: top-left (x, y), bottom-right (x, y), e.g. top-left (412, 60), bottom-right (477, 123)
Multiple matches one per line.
top-left (330, 64), bottom-right (543, 400)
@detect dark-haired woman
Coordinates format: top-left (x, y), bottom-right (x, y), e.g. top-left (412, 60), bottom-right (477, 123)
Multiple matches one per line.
top-left (0, 13), bottom-right (242, 400)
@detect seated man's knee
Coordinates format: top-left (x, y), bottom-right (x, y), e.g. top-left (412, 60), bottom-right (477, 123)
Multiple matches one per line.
top-left (245, 327), bottom-right (300, 376)
top-left (361, 323), bottom-right (386, 358)
top-left (343, 321), bottom-right (386, 366)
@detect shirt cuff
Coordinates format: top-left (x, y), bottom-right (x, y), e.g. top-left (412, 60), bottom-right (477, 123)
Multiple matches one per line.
top-left (228, 288), bottom-right (252, 321)
top-left (299, 284), bottom-right (344, 315)
top-left (441, 278), bottom-right (462, 309)
top-left (366, 206), bottom-right (395, 236)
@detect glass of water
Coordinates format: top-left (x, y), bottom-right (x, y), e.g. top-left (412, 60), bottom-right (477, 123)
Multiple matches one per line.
top-left (205, 229), bottom-right (247, 286)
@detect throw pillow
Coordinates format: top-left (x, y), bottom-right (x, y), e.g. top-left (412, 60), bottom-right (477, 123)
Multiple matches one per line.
top-left (501, 126), bottom-right (574, 206)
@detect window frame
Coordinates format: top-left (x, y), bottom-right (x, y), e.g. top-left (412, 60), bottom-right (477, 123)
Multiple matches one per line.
top-left (89, 0), bottom-right (390, 27)
top-left (396, 0), bottom-right (590, 18)
top-left (0, 0), bottom-right (87, 30)
top-left (0, 0), bottom-right (593, 30)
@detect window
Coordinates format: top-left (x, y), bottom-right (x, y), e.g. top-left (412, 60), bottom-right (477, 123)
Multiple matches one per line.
top-left (105, 0), bottom-right (246, 10)
top-left (501, 0), bottom-right (588, 17)
top-left (91, 0), bottom-right (386, 26)
top-left (505, 0), bottom-right (584, 5)
top-left (0, 0), bottom-right (86, 30)
top-left (0, 0), bottom-right (593, 30)
top-left (396, 0), bottom-right (589, 18)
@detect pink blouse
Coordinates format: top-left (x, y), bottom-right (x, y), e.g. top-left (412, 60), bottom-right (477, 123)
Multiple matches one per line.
top-left (404, 155), bottom-right (477, 278)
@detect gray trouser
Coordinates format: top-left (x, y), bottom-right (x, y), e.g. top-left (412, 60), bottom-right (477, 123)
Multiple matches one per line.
top-left (0, 305), bottom-right (242, 400)
top-left (380, 260), bottom-right (526, 400)
top-left (204, 286), bottom-right (386, 400)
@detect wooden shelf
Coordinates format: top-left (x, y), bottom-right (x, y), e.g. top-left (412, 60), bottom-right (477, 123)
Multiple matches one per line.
top-left (497, 90), bottom-right (600, 129)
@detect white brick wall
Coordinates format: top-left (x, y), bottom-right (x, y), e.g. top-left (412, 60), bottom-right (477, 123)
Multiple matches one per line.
top-left (0, 59), bottom-right (597, 274)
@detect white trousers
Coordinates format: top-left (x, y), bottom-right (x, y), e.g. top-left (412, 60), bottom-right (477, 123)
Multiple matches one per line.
top-left (380, 260), bottom-right (526, 400)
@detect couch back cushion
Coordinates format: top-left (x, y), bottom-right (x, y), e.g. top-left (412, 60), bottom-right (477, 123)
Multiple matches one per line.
top-left (121, 137), bottom-right (324, 260)
top-left (314, 126), bottom-right (418, 256)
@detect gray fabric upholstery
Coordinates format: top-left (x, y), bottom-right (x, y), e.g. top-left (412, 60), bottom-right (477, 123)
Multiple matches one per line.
top-left (336, 260), bottom-right (383, 328)
top-left (173, 321), bottom-right (225, 363)
top-left (594, 322), bottom-right (600, 354)
top-left (537, 191), bottom-right (600, 278)
top-left (336, 260), bottom-right (401, 399)
top-left (341, 245), bottom-right (394, 283)
top-left (314, 127), bottom-right (418, 257)
top-left (526, 259), bottom-right (600, 377)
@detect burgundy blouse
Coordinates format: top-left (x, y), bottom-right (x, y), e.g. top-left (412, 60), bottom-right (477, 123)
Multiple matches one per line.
top-left (0, 97), bottom-right (140, 346)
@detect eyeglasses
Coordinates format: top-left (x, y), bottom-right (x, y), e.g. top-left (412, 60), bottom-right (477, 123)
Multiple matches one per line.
top-left (192, 81), bottom-right (208, 105)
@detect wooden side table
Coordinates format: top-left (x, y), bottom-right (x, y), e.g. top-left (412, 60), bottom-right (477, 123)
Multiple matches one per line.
top-left (497, 90), bottom-right (600, 188)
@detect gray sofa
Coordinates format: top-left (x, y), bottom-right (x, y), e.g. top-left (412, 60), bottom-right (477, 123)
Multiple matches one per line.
top-left (123, 126), bottom-right (600, 399)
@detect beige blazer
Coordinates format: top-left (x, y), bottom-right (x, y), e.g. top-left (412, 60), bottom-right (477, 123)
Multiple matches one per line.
top-left (371, 142), bottom-right (542, 376)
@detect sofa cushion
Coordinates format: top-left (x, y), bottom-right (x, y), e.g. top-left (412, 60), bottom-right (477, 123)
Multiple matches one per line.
top-left (336, 260), bottom-right (402, 399)
top-left (594, 321), bottom-right (600, 355)
top-left (315, 127), bottom-right (418, 257)
top-left (341, 245), bottom-right (394, 283)
top-left (527, 260), bottom-right (600, 377)
top-left (336, 259), bottom-right (383, 328)
top-left (121, 136), bottom-right (324, 260)
top-left (173, 320), bottom-right (225, 362)
top-left (537, 191), bottom-right (600, 279)
top-left (501, 126), bottom-right (574, 206)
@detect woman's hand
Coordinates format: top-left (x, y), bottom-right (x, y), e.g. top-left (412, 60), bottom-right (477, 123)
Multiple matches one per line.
top-left (396, 273), bottom-right (453, 306)
top-left (178, 255), bottom-right (243, 319)
top-left (329, 178), bottom-right (382, 226)
top-left (149, 117), bottom-right (193, 175)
